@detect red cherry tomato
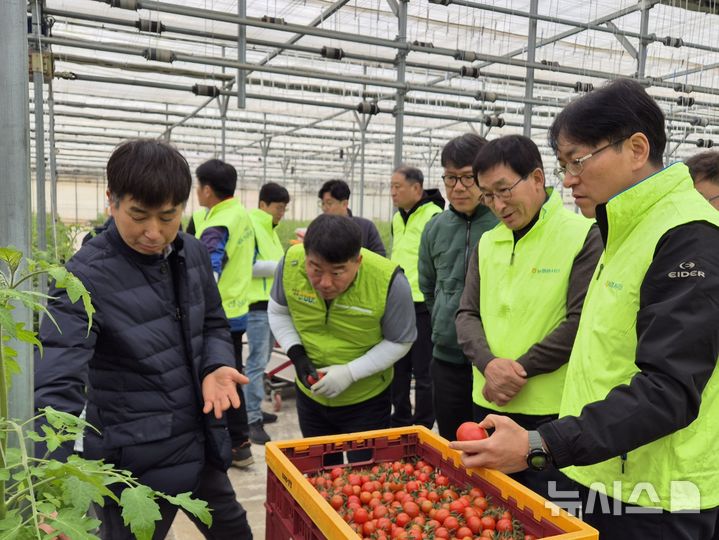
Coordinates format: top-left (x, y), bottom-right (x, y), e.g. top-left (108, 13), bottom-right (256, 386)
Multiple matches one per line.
top-left (306, 372), bottom-right (325, 385)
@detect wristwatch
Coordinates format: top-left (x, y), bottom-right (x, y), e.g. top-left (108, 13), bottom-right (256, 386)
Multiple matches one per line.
top-left (526, 430), bottom-right (551, 471)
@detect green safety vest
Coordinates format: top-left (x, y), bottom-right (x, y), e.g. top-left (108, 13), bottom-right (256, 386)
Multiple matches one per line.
top-left (474, 190), bottom-right (592, 414)
top-left (247, 208), bottom-right (285, 305)
top-left (391, 203), bottom-right (442, 302)
top-left (283, 244), bottom-right (398, 407)
top-left (560, 163), bottom-right (719, 510)
top-left (193, 198), bottom-right (254, 319)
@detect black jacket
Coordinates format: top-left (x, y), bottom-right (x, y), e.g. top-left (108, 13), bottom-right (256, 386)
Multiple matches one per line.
top-left (347, 208), bottom-right (387, 257)
top-left (34, 223), bottom-right (236, 495)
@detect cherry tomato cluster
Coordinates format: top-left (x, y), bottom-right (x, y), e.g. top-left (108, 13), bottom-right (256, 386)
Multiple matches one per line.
top-left (306, 459), bottom-right (539, 540)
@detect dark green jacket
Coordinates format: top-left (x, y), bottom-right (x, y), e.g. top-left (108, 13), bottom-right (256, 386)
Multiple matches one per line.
top-left (418, 204), bottom-right (497, 364)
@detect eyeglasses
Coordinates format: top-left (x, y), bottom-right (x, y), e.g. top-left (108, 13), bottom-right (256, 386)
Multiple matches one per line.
top-left (479, 175), bottom-right (527, 206)
top-left (553, 137), bottom-right (628, 181)
top-left (442, 173), bottom-right (476, 188)
top-left (318, 198), bottom-right (340, 209)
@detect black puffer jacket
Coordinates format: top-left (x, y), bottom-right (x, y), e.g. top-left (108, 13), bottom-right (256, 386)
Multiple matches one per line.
top-left (34, 223), bottom-right (235, 495)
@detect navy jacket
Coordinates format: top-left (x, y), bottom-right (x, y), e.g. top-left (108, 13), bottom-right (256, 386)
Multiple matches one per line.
top-left (34, 223), bottom-right (235, 495)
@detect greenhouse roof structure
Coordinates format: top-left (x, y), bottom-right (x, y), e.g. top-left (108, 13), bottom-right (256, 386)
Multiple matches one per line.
top-left (22, 0), bottom-right (719, 215)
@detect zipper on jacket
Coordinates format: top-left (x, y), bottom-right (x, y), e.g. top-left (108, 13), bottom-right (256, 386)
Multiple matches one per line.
top-left (463, 219), bottom-right (471, 275)
top-left (510, 249), bottom-right (515, 266)
top-left (595, 262), bottom-right (605, 281)
top-left (620, 453), bottom-right (626, 474)
top-left (175, 306), bottom-right (183, 321)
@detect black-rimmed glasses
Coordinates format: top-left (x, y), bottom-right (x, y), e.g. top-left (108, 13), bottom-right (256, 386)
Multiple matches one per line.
top-left (442, 173), bottom-right (476, 188)
top-left (479, 175), bottom-right (527, 206)
top-left (553, 137), bottom-right (628, 181)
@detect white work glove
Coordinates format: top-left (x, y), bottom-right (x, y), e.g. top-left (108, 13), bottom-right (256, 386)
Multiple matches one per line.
top-left (311, 365), bottom-right (355, 398)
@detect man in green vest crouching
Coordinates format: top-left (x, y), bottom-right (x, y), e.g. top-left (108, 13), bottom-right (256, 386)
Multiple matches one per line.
top-left (455, 135), bottom-right (601, 500)
top-left (268, 214), bottom-right (416, 465)
top-left (451, 79), bottom-right (719, 538)
top-left (189, 159), bottom-right (256, 467)
top-left (389, 165), bottom-right (444, 429)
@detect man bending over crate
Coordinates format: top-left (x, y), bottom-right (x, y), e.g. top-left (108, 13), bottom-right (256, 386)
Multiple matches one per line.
top-left (268, 214), bottom-right (416, 465)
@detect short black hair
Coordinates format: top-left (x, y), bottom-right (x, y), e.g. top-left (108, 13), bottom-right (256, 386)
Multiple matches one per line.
top-left (393, 165), bottom-right (424, 187)
top-left (549, 78), bottom-right (666, 166)
top-left (259, 182), bottom-right (290, 204)
top-left (107, 139), bottom-right (191, 208)
top-left (441, 133), bottom-right (488, 169)
top-left (303, 214), bottom-right (362, 263)
top-left (196, 159), bottom-right (237, 199)
top-left (318, 179), bottom-right (350, 201)
top-left (473, 135), bottom-right (544, 180)
top-left (685, 151), bottom-right (719, 185)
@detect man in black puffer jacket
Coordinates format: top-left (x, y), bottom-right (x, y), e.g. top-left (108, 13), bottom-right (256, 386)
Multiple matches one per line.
top-left (34, 139), bottom-right (253, 539)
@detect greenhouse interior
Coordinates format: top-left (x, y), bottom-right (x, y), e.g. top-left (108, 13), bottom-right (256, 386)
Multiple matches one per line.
top-left (3, 0), bottom-right (719, 538)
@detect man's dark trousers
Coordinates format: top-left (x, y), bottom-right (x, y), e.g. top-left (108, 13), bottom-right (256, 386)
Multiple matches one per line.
top-left (227, 331), bottom-right (250, 446)
top-left (96, 463), bottom-right (252, 539)
top-left (390, 308), bottom-right (434, 429)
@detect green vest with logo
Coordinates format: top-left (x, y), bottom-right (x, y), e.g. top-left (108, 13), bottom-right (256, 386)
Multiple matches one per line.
top-left (283, 244), bottom-right (398, 407)
top-left (560, 163), bottom-right (719, 510)
top-left (474, 190), bottom-right (592, 414)
top-left (391, 202), bottom-right (442, 302)
top-left (193, 198), bottom-right (254, 319)
top-left (247, 208), bottom-right (284, 305)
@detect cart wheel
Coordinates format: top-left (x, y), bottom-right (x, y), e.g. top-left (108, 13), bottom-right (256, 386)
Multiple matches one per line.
top-left (272, 390), bottom-right (282, 412)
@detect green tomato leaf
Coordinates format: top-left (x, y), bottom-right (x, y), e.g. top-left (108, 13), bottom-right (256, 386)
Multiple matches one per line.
top-left (120, 485), bottom-right (161, 540)
top-left (161, 491), bottom-right (212, 527)
top-left (47, 267), bottom-right (94, 333)
top-left (62, 475), bottom-right (107, 510)
top-left (0, 510), bottom-right (23, 532)
top-left (3, 352), bottom-right (20, 393)
top-left (45, 509), bottom-right (101, 540)
top-left (0, 246), bottom-right (23, 274)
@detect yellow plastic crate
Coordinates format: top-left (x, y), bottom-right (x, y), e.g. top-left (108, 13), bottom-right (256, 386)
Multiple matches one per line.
top-left (265, 425), bottom-right (598, 539)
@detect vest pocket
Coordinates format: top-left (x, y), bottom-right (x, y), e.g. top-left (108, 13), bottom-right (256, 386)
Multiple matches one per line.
top-left (103, 412), bottom-right (173, 449)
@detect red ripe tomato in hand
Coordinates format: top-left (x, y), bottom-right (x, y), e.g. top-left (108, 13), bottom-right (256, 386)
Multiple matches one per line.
top-left (455, 421), bottom-right (489, 441)
top-left (306, 371), bottom-right (325, 385)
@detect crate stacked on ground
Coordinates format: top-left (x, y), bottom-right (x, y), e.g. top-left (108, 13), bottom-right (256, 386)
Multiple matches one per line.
top-left (265, 426), bottom-right (598, 540)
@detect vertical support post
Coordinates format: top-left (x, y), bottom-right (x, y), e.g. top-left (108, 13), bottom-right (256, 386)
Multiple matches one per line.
top-left (96, 179), bottom-right (101, 218)
top-left (221, 115), bottom-right (226, 162)
top-left (637, 0), bottom-right (652, 78)
top-left (74, 177), bottom-right (79, 224)
top-left (393, 0), bottom-right (408, 169)
top-left (237, 0), bottom-right (247, 109)
top-left (32, 0), bottom-right (47, 253)
top-left (259, 113), bottom-right (271, 183)
top-left (426, 131), bottom-right (433, 182)
top-left (220, 46), bottom-right (227, 161)
top-left (523, 0), bottom-right (538, 138)
top-left (1, 0), bottom-right (33, 422)
top-left (360, 118), bottom-right (366, 216)
top-left (47, 78), bottom-right (59, 262)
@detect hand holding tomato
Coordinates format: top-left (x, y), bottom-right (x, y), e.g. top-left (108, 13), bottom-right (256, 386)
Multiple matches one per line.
top-left (449, 414), bottom-right (530, 473)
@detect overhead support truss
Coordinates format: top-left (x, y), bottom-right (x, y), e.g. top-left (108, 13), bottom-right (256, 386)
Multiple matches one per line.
top-left (23, 0), bottom-right (719, 222)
